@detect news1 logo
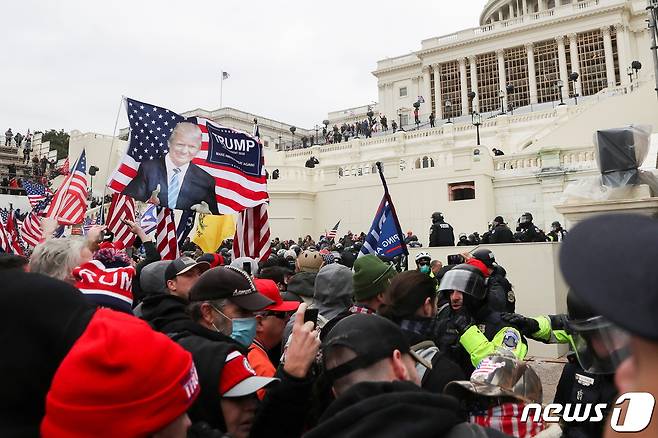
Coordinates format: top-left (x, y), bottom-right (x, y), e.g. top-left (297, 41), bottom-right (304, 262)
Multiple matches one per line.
top-left (521, 392), bottom-right (656, 432)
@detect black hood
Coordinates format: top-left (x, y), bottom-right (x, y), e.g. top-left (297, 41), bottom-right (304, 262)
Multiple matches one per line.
top-left (140, 293), bottom-right (193, 334)
top-left (1, 272), bottom-right (95, 437)
top-left (304, 381), bottom-right (463, 438)
top-left (491, 265), bottom-right (507, 277)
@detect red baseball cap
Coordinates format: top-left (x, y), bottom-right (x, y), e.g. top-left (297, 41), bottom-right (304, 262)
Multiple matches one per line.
top-left (220, 350), bottom-right (278, 397)
top-left (254, 278), bottom-right (300, 313)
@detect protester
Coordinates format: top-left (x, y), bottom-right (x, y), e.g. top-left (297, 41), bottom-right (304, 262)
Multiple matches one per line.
top-left (0, 253), bottom-right (28, 271)
top-left (286, 249), bottom-right (323, 303)
top-left (165, 256), bottom-right (211, 300)
top-left (306, 313), bottom-right (508, 437)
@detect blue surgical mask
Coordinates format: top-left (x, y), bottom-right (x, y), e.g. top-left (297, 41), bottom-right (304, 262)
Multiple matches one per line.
top-left (419, 265), bottom-right (430, 274)
top-left (230, 317), bottom-right (257, 347)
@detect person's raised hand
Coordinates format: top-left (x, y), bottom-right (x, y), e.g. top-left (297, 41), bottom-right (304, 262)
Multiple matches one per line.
top-left (123, 219), bottom-right (149, 241)
top-left (284, 302), bottom-right (321, 379)
top-left (148, 184), bottom-right (161, 205)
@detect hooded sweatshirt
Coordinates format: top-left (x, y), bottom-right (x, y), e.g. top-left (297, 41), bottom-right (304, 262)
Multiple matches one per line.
top-left (304, 380), bottom-right (507, 438)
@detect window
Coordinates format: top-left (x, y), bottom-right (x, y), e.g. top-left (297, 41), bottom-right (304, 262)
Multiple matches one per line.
top-left (476, 52), bottom-right (500, 113)
top-left (399, 87), bottom-right (408, 97)
top-left (400, 114), bottom-right (409, 126)
top-left (534, 39), bottom-right (560, 103)
top-left (440, 60), bottom-right (462, 119)
top-left (449, 181), bottom-right (476, 201)
top-left (578, 30), bottom-right (607, 96)
top-left (505, 46), bottom-right (530, 109)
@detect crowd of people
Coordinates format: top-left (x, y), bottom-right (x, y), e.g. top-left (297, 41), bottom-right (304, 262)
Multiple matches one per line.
top-left (1, 209), bottom-right (651, 437)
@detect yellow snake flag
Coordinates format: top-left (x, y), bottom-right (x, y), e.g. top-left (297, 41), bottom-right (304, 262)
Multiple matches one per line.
top-left (192, 214), bottom-right (236, 253)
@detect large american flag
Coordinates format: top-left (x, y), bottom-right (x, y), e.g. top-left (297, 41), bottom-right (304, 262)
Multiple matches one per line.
top-left (20, 197), bottom-right (51, 248)
top-left (22, 180), bottom-right (51, 208)
top-left (233, 203), bottom-right (271, 262)
top-left (156, 207), bottom-right (179, 260)
top-left (47, 150), bottom-right (88, 225)
top-left (107, 98), bottom-right (268, 214)
top-left (105, 193), bottom-right (136, 250)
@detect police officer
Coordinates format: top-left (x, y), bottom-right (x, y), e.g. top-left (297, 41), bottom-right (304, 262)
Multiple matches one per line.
top-left (547, 221), bottom-right (568, 242)
top-left (429, 212), bottom-right (455, 247)
top-left (456, 233), bottom-right (469, 246)
top-left (435, 264), bottom-right (527, 375)
top-left (471, 248), bottom-right (515, 313)
top-left (488, 216), bottom-right (514, 244)
top-left (559, 214), bottom-right (658, 438)
top-left (513, 212), bottom-right (546, 242)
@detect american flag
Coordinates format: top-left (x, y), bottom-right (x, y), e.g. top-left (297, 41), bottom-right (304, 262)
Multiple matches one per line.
top-left (3, 209), bottom-right (24, 255)
top-left (58, 157), bottom-right (70, 176)
top-left (0, 220), bottom-right (13, 254)
top-left (106, 193), bottom-right (136, 250)
top-left (20, 197), bottom-right (51, 248)
top-left (22, 180), bottom-right (51, 208)
top-left (326, 221), bottom-right (340, 239)
top-left (83, 213), bottom-right (102, 235)
top-left (156, 207), bottom-right (178, 260)
top-left (233, 203), bottom-right (271, 262)
top-left (47, 150), bottom-right (88, 225)
top-left (107, 98), bottom-right (268, 215)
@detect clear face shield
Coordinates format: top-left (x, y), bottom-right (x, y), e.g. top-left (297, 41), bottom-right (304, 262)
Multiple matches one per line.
top-left (568, 315), bottom-right (631, 374)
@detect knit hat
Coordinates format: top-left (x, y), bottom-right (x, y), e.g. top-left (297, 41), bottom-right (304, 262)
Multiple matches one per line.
top-left (139, 260), bottom-right (170, 295)
top-left (197, 252), bottom-right (225, 268)
top-left (93, 247), bottom-right (131, 268)
top-left (352, 254), bottom-right (397, 301)
top-left (41, 309), bottom-right (200, 438)
top-left (220, 350), bottom-right (278, 397)
top-left (72, 260), bottom-right (136, 313)
top-left (297, 249), bottom-right (323, 273)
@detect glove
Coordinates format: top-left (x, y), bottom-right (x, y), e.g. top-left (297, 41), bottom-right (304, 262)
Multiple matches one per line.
top-left (450, 309), bottom-right (475, 335)
top-left (191, 201), bottom-right (211, 215)
top-left (501, 313), bottom-right (540, 335)
top-left (549, 314), bottom-right (569, 331)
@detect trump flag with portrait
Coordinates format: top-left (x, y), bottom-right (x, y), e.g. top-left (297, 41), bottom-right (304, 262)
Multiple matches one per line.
top-left (108, 97), bottom-right (268, 215)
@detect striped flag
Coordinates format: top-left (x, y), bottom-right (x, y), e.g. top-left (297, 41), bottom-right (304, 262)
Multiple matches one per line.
top-left (47, 150), bottom-right (88, 225)
top-left (156, 207), bottom-right (179, 260)
top-left (0, 220), bottom-right (13, 254)
top-left (326, 221), bottom-right (340, 239)
top-left (3, 209), bottom-right (24, 255)
top-left (19, 196), bottom-right (51, 248)
top-left (139, 203), bottom-right (158, 234)
top-left (105, 193), bottom-right (136, 250)
top-left (21, 180), bottom-right (51, 208)
top-left (107, 98), bottom-right (268, 215)
top-left (233, 203), bottom-right (271, 262)
top-left (58, 157), bottom-right (70, 176)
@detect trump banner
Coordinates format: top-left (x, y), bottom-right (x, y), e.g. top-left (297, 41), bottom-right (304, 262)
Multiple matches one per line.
top-left (108, 97), bottom-right (268, 215)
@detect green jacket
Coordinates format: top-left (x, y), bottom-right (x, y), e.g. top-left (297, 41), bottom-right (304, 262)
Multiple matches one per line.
top-left (459, 325), bottom-right (527, 367)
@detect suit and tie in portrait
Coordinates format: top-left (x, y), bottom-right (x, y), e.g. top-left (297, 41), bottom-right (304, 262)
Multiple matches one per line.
top-left (122, 121), bottom-right (220, 215)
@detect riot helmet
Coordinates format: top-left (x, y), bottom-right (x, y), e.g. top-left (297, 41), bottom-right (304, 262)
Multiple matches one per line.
top-left (551, 221), bottom-right (562, 232)
top-left (520, 212), bottom-right (533, 224)
top-left (471, 248), bottom-right (497, 269)
top-left (431, 212), bottom-right (444, 223)
top-left (438, 264), bottom-right (486, 300)
top-left (567, 291), bottom-right (631, 374)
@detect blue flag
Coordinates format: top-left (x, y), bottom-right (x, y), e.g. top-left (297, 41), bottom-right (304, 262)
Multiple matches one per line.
top-left (177, 209), bottom-right (197, 250)
top-left (140, 204), bottom-right (158, 234)
top-left (360, 194), bottom-right (407, 259)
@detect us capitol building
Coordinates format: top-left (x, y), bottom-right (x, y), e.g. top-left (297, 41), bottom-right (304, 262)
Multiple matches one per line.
top-left (70, 0), bottom-right (658, 244)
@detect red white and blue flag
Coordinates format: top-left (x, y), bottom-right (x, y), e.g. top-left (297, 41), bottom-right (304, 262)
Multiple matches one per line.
top-left (47, 150), bottom-right (88, 225)
top-left (21, 180), bottom-right (51, 208)
top-left (156, 207), bottom-right (178, 260)
top-left (107, 97), bottom-right (268, 215)
top-left (233, 203), bottom-right (271, 263)
top-left (105, 193), bottom-right (136, 250)
top-left (0, 209), bottom-right (24, 255)
top-left (20, 197), bottom-right (51, 248)
top-left (326, 221), bottom-right (340, 239)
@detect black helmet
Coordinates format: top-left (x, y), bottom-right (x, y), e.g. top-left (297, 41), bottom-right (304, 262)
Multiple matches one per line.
top-left (438, 264), bottom-right (485, 300)
top-left (431, 212), bottom-right (444, 222)
top-left (471, 248), bottom-right (496, 268)
top-left (567, 290), bottom-right (631, 374)
top-left (551, 221), bottom-right (561, 229)
top-left (520, 212), bottom-right (533, 223)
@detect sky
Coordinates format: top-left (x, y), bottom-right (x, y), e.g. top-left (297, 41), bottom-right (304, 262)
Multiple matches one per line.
top-left (1, 0), bottom-right (487, 135)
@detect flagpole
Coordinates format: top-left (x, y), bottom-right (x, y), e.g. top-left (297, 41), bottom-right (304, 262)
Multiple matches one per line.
top-left (220, 72), bottom-right (223, 109)
top-left (375, 161), bottom-right (408, 254)
top-left (100, 95), bottom-right (125, 224)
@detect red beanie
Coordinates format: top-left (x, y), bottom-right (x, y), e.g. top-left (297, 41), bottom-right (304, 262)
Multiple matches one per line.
top-left (41, 309), bottom-right (200, 438)
top-left (72, 260), bottom-right (135, 313)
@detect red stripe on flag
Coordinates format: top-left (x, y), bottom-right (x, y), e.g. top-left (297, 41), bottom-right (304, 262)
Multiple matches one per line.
top-left (233, 203), bottom-right (271, 262)
top-left (156, 207), bottom-right (178, 260)
top-left (106, 193), bottom-right (136, 250)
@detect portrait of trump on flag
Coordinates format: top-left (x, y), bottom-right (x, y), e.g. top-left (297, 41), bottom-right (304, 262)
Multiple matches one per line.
top-left (109, 97), bottom-right (269, 215)
top-left (122, 121), bottom-right (219, 214)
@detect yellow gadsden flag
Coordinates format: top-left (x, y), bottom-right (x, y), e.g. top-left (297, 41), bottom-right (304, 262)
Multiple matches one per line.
top-left (192, 214), bottom-right (236, 253)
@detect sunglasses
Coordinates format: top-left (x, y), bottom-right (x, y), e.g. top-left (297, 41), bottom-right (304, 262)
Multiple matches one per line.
top-left (263, 311), bottom-right (288, 319)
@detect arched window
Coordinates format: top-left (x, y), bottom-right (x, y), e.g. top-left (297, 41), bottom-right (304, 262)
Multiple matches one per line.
top-left (415, 158), bottom-right (421, 169)
top-left (422, 156), bottom-right (429, 168)
top-left (338, 167), bottom-right (344, 177)
top-left (430, 158), bottom-right (435, 167)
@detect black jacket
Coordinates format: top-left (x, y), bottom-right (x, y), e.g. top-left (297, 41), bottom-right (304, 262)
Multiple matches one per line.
top-left (429, 221), bottom-right (455, 247)
top-left (304, 381), bottom-right (507, 438)
top-left (485, 266), bottom-right (515, 313)
top-left (489, 224), bottom-right (514, 244)
top-left (123, 156), bottom-right (219, 214)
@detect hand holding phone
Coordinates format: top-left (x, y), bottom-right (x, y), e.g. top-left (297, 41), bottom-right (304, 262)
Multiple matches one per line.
top-left (303, 308), bottom-right (319, 329)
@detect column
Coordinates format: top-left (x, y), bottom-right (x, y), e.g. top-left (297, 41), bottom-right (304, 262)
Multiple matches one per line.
top-left (538, 0), bottom-right (545, 11)
top-left (614, 23), bottom-right (631, 85)
top-left (508, 2), bottom-right (515, 19)
top-left (601, 26), bottom-right (616, 87)
top-left (498, 9), bottom-right (504, 21)
top-left (526, 42), bottom-right (538, 104)
top-left (388, 83), bottom-right (396, 118)
top-left (459, 57), bottom-right (469, 116)
top-left (568, 33), bottom-right (581, 96)
top-left (497, 49), bottom-right (507, 110)
top-left (469, 55), bottom-right (479, 112)
top-left (433, 64), bottom-right (443, 119)
top-left (522, 0), bottom-right (528, 15)
top-left (556, 35), bottom-right (570, 101)
top-left (422, 66), bottom-right (432, 117)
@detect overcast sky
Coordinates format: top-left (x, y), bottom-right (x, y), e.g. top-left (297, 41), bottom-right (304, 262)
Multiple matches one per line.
top-left (1, 0), bottom-right (486, 134)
